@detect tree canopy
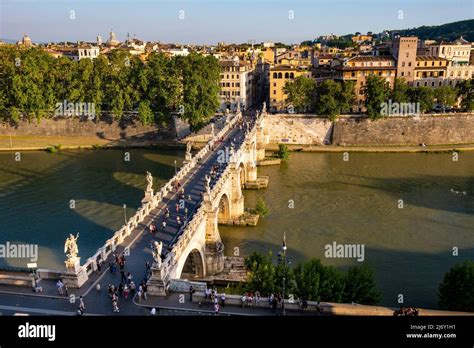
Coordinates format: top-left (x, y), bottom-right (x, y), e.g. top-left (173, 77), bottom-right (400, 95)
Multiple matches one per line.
top-left (0, 46), bottom-right (221, 128)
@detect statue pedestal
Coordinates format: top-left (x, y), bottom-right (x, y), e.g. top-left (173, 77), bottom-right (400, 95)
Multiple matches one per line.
top-left (61, 258), bottom-right (88, 288)
top-left (146, 266), bottom-right (169, 296)
top-left (142, 189), bottom-right (154, 203)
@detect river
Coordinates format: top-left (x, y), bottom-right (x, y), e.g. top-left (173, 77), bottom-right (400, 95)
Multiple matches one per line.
top-left (0, 149), bottom-right (473, 308)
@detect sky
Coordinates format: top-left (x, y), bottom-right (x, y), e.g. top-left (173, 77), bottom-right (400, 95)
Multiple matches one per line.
top-left (1, 0), bottom-right (473, 45)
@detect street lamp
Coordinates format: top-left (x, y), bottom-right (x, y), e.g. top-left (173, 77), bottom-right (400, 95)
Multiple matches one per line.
top-left (123, 204), bottom-right (127, 224)
top-left (174, 160), bottom-right (177, 176)
top-left (281, 232), bottom-right (287, 316)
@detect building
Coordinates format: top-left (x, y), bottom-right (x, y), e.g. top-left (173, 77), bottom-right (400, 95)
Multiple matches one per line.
top-left (351, 34), bottom-right (373, 43)
top-left (219, 57), bottom-right (254, 111)
top-left (17, 34), bottom-right (32, 48)
top-left (334, 56), bottom-right (396, 112)
top-left (63, 45), bottom-right (100, 61)
top-left (392, 36), bottom-right (418, 83)
top-left (413, 56), bottom-right (448, 87)
top-left (445, 64), bottom-right (474, 86)
top-left (106, 31), bottom-right (120, 48)
top-left (426, 37), bottom-right (471, 65)
top-left (165, 47), bottom-right (190, 57)
top-left (269, 65), bottom-right (311, 112)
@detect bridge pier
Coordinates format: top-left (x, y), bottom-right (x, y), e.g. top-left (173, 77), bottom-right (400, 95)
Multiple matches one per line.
top-left (147, 266), bottom-right (169, 296)
top-left (204, 205), bottom-right (225, 275)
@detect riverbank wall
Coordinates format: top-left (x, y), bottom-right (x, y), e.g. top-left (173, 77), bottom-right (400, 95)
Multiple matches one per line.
top-left (0, 117), bottom-right (174, 141)
top-left (262, 113), bottom-right (474, 147)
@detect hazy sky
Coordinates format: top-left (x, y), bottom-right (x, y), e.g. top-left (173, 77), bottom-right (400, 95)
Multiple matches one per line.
top-left (1, 0), bottom-right (473, 44)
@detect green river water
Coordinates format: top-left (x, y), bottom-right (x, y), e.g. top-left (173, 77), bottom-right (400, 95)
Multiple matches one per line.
top-left (0, 149), bottom-right (472, 308)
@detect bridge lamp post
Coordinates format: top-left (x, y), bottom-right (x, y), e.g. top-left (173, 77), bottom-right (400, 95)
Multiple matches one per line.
top-left (281, 232), bottom-right (287, 316)
top-left (123, 204), bottom-right (127, 224)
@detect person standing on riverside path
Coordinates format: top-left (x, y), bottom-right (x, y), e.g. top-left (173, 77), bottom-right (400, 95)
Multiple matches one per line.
top-left (189, 286), bottom-right (195, 302)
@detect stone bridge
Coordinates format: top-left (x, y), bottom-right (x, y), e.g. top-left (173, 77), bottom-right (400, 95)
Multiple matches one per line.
top-left (60, 110), bottom-right (268, 296)
top-left (146, 111), bottom-right (267, 295)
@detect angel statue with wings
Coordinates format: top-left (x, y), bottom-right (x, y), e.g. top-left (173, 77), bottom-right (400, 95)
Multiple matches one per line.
top-left (152, 241), bottom-right (163, 268)
top-left (64, 233), bottom-right (80, 264)
top-left (146, 171), bottom-right (153, 192)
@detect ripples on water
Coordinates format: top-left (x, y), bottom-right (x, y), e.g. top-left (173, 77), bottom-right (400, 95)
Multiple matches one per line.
top-left (0, 149), bottom-right (473, 309)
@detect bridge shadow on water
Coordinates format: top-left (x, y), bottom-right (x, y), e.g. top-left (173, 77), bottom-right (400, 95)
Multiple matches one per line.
top-left (0, 147), bottom-right (182, 269)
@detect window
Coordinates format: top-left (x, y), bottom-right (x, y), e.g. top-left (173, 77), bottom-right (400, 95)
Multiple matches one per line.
top-left (273, 90), bottom-right (276, 95)
top-left (406, 53), bottom-right (409, 58)
top-left (285, 72), bottom-right (289, 78)
top-left (408, 62), bottom-right (411, 67)
top-left (402, 62), bottom-right (405, 67)
top-left (351, 72), bottom-right (356, 77)
top-left (278, 72), bottom-right (282, 78)
top-left (273, 83), bottom-right (276, 87)
top-left (290, 73), bottom-right (294, 79)
top-left (273, 72), bottom-right (277, 78)
top-left (401, 71), bottom-right (404, 76)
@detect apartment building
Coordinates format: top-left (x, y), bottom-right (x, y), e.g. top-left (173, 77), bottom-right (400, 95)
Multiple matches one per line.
top-left (219, 57), bottom-right (254, 111)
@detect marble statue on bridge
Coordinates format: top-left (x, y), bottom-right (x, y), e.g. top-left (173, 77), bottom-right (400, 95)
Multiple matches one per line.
top-left (64, 233), bottom-right (80, 267)
top-left (152, 241), bottom-right (163, 268)
top-left (146, 171), bottom-right (153, 192)
top-left (185, 142), bottom-right (193, 161)
top-left (205, 175), bottom-right (211, 195)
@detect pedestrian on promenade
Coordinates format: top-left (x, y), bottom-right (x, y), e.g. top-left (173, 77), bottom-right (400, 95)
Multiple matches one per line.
top-left (127, 272), bottom-right (132, 284)
top-left (189, 286), bottom-right (195, 302)
top-left (142, 283), bottom-right (148, 300)
top-left (150, 307), bottom-right (156, 316)
top-left (118, 283), bottom-right (124, 296)
top-left (121, 270), bottom-right (126, 283)
top-left (56, 280), bottom-right (64, 295)
top-left (255, 290), bottom-right (261, 305)
top-left (214, 303), bottom-right (220, 316)
top-left (77, 306), bottom-right (83, 316)
top-left (113, 300), bottom-right (119, 313)
top-left (220, 293), bottom-right (226, 307)
top-left (123, 284), bottom-right (129, 299)
top-left (130, 281), bottom-right (136, 295)
top-left (97, 261), bottom-right (102, 274)
top-left (64, 283), bottom-right (69, 296)
top-left (79, 296), bottom-right (85, 312)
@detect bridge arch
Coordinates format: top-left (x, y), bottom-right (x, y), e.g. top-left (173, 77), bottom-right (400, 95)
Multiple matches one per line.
top-left (180, 248), bottom-right (205, 279)
top-left (174, 238), bottom-right (207, 280)
top-left (217, 192), bottom-right (231, 223)
top-left (238, 162), bottom-right (246, 187)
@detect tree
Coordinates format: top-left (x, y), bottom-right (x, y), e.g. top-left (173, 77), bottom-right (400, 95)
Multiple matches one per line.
top-left (391, 78), bottom-right (410, 103)
top-left (434, 85), bottom-right (457, 111)
top-left (313, 80), bottom-right (354, 120)
top-left (178, 53), bottom-right (220, 130)
top-left (408, 86), bottom-right (434, 113)
top-left (255, 197), bottom-right (269, 217)
top-left (438, 260), bottom-right (474, 312)
top-left (342, 263), bottom-right (381, 305)
top-left (137, 101), bottom-right (154, 125)
top-left (293, 258), bottom-right (345, 302)
top-left (283, 76), bottom-right (316, 112)
top-left (243, 251), bottom-right (277, 296)
top-left (456, 79), bottom-right (474, 111)
top-left (364, 75), bottom-right (390, 120)
top-left (276, 143), bottom-right (289, 160)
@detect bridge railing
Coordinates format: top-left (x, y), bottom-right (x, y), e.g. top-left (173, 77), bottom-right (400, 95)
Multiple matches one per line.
top-left (79, 112), bottom-right (243, 276)
top-left (161, 113), bottom-right (260, 271)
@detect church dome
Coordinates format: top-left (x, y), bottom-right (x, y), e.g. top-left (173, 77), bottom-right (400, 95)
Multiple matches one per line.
top-left (106, 31), bottom-right (120, 47)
